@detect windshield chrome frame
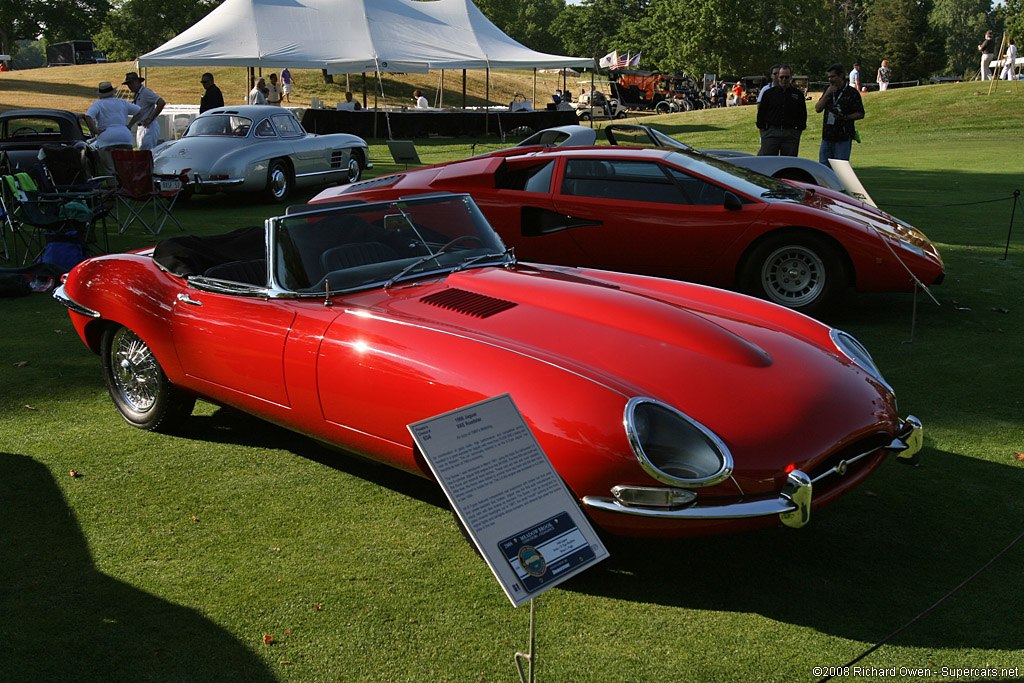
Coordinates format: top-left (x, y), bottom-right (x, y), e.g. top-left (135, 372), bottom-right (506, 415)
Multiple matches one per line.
top-left (264, 193), bottom-right (511, 299)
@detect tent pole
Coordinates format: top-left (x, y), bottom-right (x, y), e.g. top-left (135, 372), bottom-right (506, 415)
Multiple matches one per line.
top-left (440, 69), bottom-right (444, 108)
top-left (532, 68), bottom-right (536, 108)
top-left (362, 72), bottom-right (367, 109)
top-left (485, 66), bottom-right (490, 135)
top-left (462, 70), bottom-right (467, 109)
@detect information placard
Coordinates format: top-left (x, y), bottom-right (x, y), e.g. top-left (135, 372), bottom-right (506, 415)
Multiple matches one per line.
top-left (408, 394), bottom-right (608, 606)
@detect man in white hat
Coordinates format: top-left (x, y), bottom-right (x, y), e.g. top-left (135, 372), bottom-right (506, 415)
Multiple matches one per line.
top-left (85, 81), bottom-right (141, 173)
top-left (123, 71), bottom-right (165, 151)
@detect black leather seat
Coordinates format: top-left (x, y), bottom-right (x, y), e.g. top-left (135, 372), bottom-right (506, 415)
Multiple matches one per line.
top-left (320, 242), bottom-right (398, 272)
top-left (203, 258), bottom-right (266, 285)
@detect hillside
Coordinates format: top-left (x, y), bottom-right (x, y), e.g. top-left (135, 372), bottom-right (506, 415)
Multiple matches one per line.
top-left (0, 61), bottom-right (574, 114)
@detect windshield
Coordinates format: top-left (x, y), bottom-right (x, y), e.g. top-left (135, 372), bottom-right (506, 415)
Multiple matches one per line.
top-left (184, 115), bottom-right (254, 137)
top-left (663, 149), bottom-right (803, 200)
top-left (272, 194), bottom-right (510, 294)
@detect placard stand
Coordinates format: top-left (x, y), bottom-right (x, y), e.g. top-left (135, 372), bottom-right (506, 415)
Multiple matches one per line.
top-left (514, 598), bottom-right (537, 683)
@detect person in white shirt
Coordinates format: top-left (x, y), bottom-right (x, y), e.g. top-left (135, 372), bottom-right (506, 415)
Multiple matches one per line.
top-left (85, 81), bottom-right (141, 173)
top-left (338, 91), bottom-right (362, 111)
top-left (266, 73), bottom-right (284, 105)
top-left (123, 71), bottom-right (164, 151)
top-left (249, 78), bottom-right (267, 105)
top-left (849, 63), bottom-right (861, 91)
top-left (757, 64), bottom-right (781, 103)
top-left (1001, 39), bottom-right (1018, 80)
top-left (413, 89), bottom-right (429, 108)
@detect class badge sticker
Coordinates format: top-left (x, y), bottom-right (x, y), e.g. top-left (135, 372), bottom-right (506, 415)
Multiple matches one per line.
top-left (499, 512), bottom-right (595, 593)
top-left (518, 546), bottom-right (547, 577)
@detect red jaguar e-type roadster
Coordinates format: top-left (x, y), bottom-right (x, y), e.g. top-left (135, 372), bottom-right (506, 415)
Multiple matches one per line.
top-left (312, 144), bottom-right (944, 317)
top-left (55, 194), bottom-right (922, 538)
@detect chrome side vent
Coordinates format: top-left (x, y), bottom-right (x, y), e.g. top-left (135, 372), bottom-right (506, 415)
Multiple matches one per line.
top-left (421, 288), bottom-right (517, 318)
top-left (329, 150), bottom-right (345, 169)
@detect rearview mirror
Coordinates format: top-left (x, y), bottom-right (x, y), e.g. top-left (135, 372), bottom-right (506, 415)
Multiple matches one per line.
top-left (723, 191), bottom-right (743, 211)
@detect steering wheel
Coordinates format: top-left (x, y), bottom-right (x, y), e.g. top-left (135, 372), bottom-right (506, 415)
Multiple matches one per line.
top-left (10, 127), bottom-right (37, 137)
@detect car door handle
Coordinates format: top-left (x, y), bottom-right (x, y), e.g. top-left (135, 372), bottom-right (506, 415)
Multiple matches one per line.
top-left (177, 293), bottom-right (203, 306)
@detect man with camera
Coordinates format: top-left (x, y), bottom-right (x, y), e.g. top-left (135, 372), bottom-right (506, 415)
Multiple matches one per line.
top-left (815, 63), bottom-right (864, 167)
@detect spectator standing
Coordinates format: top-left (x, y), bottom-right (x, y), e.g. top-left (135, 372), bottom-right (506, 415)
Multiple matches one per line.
top-left (730, 81), bottom-right (743, 106)
top-left (709, 82), bottom-right (719, 107)
top-left (815, 63), bottom-right (864, 166)
top-left (755, 65), bottom-right (807, 156)
top-left (123, 71), bottom-right (165, 151)
top-left (758, 65), bottom-right (781, 103)
top-left (979, 30), bottom-right (996, 80)
top-left (1001, 39), bottom-right (1017, 80)
top-left (249, 77), bottom-right (267, 105)
top-left (85, 81), bottom-right (140, 173)
top-left (280, 68), bottom-right (294, 103)
top-left (877, 60), bottom-right (891, 91)
top-left (849, 63), bottom-right (861, 91)
top-left (199, 72), bottom-right (224, 113)
top-left (266, 73), bottom-right (283, 106)
top-left (413, 89), bottom-right (429, 108)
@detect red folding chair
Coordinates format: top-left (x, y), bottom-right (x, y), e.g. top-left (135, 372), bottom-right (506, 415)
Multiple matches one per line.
top-left (111, 149), bottom-right (185, 235)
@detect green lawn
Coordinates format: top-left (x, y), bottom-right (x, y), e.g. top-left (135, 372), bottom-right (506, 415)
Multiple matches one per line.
top-left (2, 82), bottom-right (1023, 682)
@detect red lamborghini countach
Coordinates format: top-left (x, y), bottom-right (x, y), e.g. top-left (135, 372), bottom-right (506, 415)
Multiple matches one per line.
top-left (55, 194), bottom-right (922, 538)
top-left (312, 145), bottom-right (944, 317)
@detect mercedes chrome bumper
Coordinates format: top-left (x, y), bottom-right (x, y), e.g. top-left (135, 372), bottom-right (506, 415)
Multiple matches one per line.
top-left (582, 416), bottom-right (924, 530)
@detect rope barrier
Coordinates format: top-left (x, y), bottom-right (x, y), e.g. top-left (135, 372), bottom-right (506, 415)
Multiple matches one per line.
top-left (816, 527), bottom-right (1024, 683)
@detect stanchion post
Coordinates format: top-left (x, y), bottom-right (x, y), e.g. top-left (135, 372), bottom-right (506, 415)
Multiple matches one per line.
top-left (514, 598), bottom-right (537, 683)
top-left (1002, 189), bottom-right (1019, 261)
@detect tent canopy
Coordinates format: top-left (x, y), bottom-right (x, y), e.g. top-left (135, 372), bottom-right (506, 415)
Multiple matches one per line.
top-left (138, 0), bottom-right (594, 74)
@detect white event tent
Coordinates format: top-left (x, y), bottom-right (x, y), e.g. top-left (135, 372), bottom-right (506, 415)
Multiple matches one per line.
top-left (137, 0), bottom-right (593, 75)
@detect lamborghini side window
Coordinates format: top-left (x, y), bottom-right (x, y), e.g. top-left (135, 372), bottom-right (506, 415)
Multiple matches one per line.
top-left (496, 160), bottom-right (555, 193)
top-left (664, 166), bottom-right (728, 206)
top-left (561, 159), bottom-right (688, 204)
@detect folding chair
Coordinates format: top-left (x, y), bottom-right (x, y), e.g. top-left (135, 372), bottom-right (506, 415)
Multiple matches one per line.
top-left (1, 172), bottom-right (107, 266)
top-left (110, 149), bottom-right (186, 235)
top-left (37, 144), bottom-right (116, 252)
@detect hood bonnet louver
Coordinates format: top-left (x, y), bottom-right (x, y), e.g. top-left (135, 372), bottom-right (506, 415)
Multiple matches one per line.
top-left (420, 288), bottom-right (517, 318)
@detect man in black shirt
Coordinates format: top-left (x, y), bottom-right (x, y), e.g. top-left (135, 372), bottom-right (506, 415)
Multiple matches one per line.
top-left (755, 65), bottom-right (807, 156)
top-left (979, 30), bottom-right (996, 80)
top-left (814, 63), bottom-right (864, 166)
top-left (200, 73), bottom-right (224, 113)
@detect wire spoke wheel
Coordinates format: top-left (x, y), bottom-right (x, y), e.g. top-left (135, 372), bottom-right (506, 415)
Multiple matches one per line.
top-left (110, 327), bottom-right (161, 413)
top-left (101, 325), bottom-right (194, 432)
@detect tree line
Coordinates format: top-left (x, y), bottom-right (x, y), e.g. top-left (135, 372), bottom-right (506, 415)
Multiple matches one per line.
top-left (4, 0), bottom-right (1019, 82)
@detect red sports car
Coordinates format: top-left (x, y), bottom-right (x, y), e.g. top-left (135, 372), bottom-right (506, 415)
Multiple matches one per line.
top-left (55, 194), bottom-right (922, 538)
top-left (313, 145), bottom-right (944, 316)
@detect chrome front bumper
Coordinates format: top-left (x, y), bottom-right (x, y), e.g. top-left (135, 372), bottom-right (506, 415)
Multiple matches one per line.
top-left (53, 284), bottom-right (100, 318)
top-left (582, 416), bottom-right (924, 530)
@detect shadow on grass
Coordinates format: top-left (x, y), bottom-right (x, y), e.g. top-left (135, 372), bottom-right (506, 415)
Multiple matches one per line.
top-left (0, 453), bottom-right (277, 682)
top-left (563, 445), bottom-right (1024, 653)
top-left (172, 408), bottom-right (1024, 653)
top-left (185, 406), bottom-right (449, 510)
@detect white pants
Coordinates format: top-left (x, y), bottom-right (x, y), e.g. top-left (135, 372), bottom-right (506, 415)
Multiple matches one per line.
top-left (136, 122), bottom-right (159, 151)
top-left (879, 82), bottom-right (888, 91)
top-left (981, 53), bottom-right (994, 80)
top-left (1001, 64), bottom-right (1016, 80)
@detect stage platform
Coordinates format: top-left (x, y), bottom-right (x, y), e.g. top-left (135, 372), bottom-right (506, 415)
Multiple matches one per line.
top-left (300, 108), bottom-right (578, 138)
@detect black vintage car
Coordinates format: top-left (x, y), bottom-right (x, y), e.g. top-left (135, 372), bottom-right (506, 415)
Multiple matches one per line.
top-left (0, 109), bottom-right (96, 174)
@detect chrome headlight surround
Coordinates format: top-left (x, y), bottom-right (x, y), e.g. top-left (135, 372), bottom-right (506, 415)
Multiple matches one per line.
top-left (624, 397), bottom-right (733, 488)
top-left (831, 329), bottom-right (894, 396)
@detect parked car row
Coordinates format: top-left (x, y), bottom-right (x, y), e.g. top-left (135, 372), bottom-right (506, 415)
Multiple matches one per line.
top-left (0, 106), bottom-right (371, 203)
top-left (46, 111), bottom-right (935, 540)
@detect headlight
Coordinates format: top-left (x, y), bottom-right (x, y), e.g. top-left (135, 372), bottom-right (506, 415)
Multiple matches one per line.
top-left (624, 398), bottom-right (732, 487)
top-left (831, 330), bottom-right (894, 395)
